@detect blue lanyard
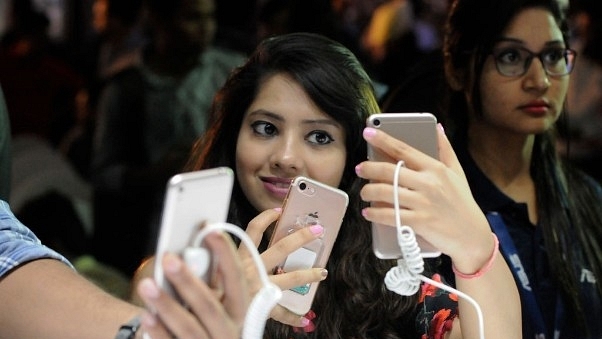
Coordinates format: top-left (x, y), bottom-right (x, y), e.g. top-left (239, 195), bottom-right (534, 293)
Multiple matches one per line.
top-left (486, 212), bottom-right (563, 339)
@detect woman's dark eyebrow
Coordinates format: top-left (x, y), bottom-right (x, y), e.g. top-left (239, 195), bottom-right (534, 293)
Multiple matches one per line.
top-left (301, 119), bottom-right (340, 128)
top-left (496, 37), bottom-right (566, 47)
top-left (246, 110), bottom-right (284, 122)
top-left (496, 37), bottom-right (524, 45)
top-left (247, 110), bottom-right (340, 128)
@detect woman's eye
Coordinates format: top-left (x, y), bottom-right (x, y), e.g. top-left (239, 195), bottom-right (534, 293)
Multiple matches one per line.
top-left (542, 49), bottom-right (564, 63)
top-left (251, 121), bottom-right (277, 136)
top-left (497, 49), bottom-right (522, 65)
top-left (307, 131), bottom-right (334, 145)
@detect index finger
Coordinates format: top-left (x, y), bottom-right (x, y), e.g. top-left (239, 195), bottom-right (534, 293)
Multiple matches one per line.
top-left (363, 127), bottom-right (437, 171)
top-left (238, 208), bottom-right (281, 259)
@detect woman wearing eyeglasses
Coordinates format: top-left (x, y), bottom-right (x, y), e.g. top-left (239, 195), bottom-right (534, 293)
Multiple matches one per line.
top-left (441, 0), bottom-right (602, 338)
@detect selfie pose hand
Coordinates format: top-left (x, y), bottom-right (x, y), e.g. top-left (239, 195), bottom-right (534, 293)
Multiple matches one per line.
top-left (357, 125), bottom-right (521, 339)
top-left (237, 208), bottom-right (328, 327)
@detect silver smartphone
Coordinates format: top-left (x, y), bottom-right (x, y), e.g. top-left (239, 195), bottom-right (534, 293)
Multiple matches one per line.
top-left (154, 167), bottom-right (234, 299)
top-left (267, 176), bottom-right (349, 315)
top-left (366, 112), bottom-right (441, 259)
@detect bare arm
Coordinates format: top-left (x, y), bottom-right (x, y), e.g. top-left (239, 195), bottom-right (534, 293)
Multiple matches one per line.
top-left (0, 259), bottom-right (141, 339)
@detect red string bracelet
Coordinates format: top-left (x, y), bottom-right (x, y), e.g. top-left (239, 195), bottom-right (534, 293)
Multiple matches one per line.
top-left (452, 233), bottom-right (499, 279)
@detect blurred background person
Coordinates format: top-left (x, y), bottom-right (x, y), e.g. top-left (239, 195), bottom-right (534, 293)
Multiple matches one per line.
top-left (90, 0), bottom-right (246, 277)
top-left (557, 0), bottom-right (602, 183)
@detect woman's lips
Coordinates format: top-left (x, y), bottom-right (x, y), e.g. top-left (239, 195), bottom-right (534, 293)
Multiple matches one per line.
top-left (261, 177), bottom-right (292, 198)
top-left (519, 100), bottom-right (549, 116)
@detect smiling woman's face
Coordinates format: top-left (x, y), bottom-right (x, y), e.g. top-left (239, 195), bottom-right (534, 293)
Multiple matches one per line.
top-left (235, 73), bottom-right (347, 212)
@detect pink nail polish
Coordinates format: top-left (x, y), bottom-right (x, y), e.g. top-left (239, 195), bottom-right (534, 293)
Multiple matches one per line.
top-left (355, 164), bottom-right (361, 175)
top-left (437, 123), bottom-right (445, 134)
top-left (363, 127), bottom-right (376, 139)
top-left (273, 207), bottom-right (282, 212)
top-left (301, 317), bottom-right (311, 326)
top-left (310, 224), bottom-right (324, 235)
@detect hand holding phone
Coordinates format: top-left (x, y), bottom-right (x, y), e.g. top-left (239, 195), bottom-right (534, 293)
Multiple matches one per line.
top-left (366, 112), bottom-right (442, 259)
top-left (267, 176), bottom-right (348, 315)
top-left (153, 167), bottom-right (234, 300)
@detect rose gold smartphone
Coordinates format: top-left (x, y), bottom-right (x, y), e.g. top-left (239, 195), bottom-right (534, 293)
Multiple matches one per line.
top-left (154, 167), bottom-right (234, 300)
top-left (267, 176), bottom-right (349, 315)
top-left (366, 112), bottom-right (441, 259)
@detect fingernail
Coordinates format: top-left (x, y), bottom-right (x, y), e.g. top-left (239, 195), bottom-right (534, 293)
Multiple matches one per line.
top-left (363, 127), bottom-right (376, 139)
top-left (320, 269), bottom-right (328, 279)
top-left (139, 278), bottom-right (160, 299)
top-left (355, 164), bottom-right (361, 175)
top-left (310, 224), bottom-right (324, 235)
top-left (300, 317), bottom-right (311, 326)
top-left (273, 207), bottom-right (282, 212)
top-left (437, 123), bottom-right (445, 134)
top-left (164, 253), bottom-right (182, 273)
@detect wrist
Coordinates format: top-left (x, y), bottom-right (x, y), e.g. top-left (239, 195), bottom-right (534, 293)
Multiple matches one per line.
top-left (452, 233), bottom-right (499, 279)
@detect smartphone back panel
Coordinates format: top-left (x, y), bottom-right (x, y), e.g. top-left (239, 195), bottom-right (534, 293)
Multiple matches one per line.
top-left (154, 167), bottom-right (234, 297)
top-left (366, 112), bottom-right (441, 259)
top-left (268, 176), bottom-right (349, 315)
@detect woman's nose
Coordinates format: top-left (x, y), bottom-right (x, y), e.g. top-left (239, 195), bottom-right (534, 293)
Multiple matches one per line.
top-left (523, 58), bottom-right (551, 91)
top-left (270, 138), bottom-right (304, 173)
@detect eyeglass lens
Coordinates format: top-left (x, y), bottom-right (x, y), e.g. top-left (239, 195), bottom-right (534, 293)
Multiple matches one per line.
top-left (493, 47), bottom-right (576, 76)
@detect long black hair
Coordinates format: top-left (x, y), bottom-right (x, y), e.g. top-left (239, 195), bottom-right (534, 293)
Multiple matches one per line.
top-left (186, 32), bottom-right (418, 338)
top-left (443, 0), bottom-right (602, 335)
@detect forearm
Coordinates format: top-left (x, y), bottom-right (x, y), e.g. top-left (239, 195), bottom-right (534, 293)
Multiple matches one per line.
top-left (0, 259), bottom-right (142, 339)
top-left (450, 252), bottom-right (521, 339)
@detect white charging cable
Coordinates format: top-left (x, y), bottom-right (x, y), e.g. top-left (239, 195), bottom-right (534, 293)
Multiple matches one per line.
top-left (384, 160), bottom-right (485, 339)
top-left (190, 222), bottom-right (282, 339)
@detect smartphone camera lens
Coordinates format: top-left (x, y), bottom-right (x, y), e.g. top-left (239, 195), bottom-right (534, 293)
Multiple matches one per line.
top-left (299, 182), bottom-right (307, 190)
top-left (373, 119), bottom-right (381, 126)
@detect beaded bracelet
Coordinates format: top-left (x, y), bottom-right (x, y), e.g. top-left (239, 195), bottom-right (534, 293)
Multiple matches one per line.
top-left (452, 233), bottom-right (499, 279)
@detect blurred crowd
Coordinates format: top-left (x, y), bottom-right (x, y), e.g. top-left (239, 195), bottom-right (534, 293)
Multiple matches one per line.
top-left (0, 0), bottom-right (600, 299)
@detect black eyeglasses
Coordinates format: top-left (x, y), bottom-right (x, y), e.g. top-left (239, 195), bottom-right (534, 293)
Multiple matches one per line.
top-left (490, 46), bottom-right (577, 77)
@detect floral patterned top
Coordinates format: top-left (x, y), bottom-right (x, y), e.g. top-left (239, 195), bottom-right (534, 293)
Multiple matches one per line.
top-left (291, 273), bottom-right (459, 339)
top-left (417, 274), bottom-right (459, 339)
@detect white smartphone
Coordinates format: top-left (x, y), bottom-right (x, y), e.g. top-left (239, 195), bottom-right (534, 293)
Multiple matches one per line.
top-left (366, 112), bottom-right (442, 259)
top-left (154, 167), bottom-right (234, 299)
top-left (267, 176), bottom-right (349, 315)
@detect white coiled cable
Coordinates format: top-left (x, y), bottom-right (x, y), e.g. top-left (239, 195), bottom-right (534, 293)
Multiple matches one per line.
top-left (384, 225), bottom-right (424, 295)
top-left (384, 160), bottom-right (485, 339)
top-left (384, 160), bottom-right (424, 296)
top-left (191, 222), bottom-right (282, 339)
